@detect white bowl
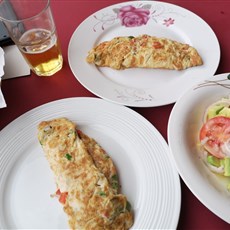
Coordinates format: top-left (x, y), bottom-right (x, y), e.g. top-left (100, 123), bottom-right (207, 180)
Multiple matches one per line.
top-left (168, 73), bottom-right (230, 223)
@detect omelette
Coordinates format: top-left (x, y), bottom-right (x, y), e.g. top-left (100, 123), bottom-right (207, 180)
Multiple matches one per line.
top-left (77, 129), bottom-right (120, 193)
top-left (86, 34), bottom-right (203, 70)
top-left (38, 118), bottom-right (133, 230)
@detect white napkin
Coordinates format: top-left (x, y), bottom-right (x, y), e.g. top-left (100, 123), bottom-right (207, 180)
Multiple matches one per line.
top-left (2, 45), bottom-right (30, 79)
top-left (0, 45), bottom-right (31, 108)
top-left (0, 47), bottom-right (6, 108)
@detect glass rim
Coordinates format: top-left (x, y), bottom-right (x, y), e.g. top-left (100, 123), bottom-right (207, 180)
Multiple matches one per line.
top-left (0, 0), bottom-right (50, 23)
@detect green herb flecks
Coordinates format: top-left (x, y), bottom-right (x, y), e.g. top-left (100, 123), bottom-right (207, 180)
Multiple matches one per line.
top-left (126, 201), bottom-right (132, 212)
top-left (216, 106), bottom-right (224, 115)
top-left (98, 191), bottom-right (106, 197)
top-left (94, 54), bottom-right (101, 62)
top-left (65, 153), bottom-right (72, 161)
top-left (67, 129), bottom-right (75, 137)
top-left (111, 174), bottom-right (119, 190)
top-left (104, 154), bottom-right (110, 159)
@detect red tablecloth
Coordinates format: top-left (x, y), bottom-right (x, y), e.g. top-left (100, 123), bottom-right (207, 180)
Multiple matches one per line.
top-left (0, 0), bottom-right (230, 229)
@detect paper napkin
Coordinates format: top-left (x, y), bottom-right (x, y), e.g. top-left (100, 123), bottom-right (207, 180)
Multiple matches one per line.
top-left (0, 45), bottom-right (31, 108)
top-left (2, 45), bottom-right (30, 79)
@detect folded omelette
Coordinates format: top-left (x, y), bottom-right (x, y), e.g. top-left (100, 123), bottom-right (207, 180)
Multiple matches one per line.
top-left (38, 118), bottom-right (133, 230)
top-left (86, 34), bottom-right (203, 70)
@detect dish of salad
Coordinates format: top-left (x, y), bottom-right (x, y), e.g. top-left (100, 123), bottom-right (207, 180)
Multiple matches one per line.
top-left (168, 72), bottom-right (230, 224)
top-left (199, 96), bottom-right (230, 189)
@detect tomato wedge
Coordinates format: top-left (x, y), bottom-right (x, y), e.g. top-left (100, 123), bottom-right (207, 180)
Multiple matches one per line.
top-left (199, 116), bottom-right (230, 158)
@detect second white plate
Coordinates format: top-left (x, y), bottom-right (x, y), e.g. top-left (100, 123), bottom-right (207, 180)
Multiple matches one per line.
top-left (0, 97), bottom-right (181, 229)
top-left (168, 73), bottom-right (230, 223)
top-left (68, 1), bottom-right (220, 107)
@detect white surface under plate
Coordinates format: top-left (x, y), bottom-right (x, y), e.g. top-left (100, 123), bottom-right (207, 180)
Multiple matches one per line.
top-left (168, 73), bottom-right (230, 223)
top-left (68, 1), bottom-right (220, 107)
top-left (0, 97), bottom-right (181, 229)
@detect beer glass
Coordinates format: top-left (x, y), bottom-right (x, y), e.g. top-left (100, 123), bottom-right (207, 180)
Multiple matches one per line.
top-left (0, 0), bottom-right (63, 76)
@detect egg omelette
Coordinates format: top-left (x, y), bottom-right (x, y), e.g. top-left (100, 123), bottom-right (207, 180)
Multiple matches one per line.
top-left (86, 34), bottom-right (203, 70)
top-left (77, 129), bottom-right (120, 193)
top-left (37, 118), bottom-right (133, 230)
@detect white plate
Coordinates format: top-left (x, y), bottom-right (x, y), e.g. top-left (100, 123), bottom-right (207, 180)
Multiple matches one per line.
top-left (0, 97), bottom-right (181, 229)
top-left (168, 73), bottom-right (230, 223)
top-left (68, 1), bottom-right (220, 107)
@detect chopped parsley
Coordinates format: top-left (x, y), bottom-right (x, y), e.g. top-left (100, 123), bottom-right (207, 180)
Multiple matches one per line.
top-left (104, 154), bottom-right (110, 159)
top-left (111, 174), bottom-right (119, 190)
top-left (98, 191), bottom-right (106, 197)
top-left (67, 129), bottom-right (75, 137)
top-left (126, 201), bottom-right (132, 212)
top-left (65, 153), bottom-right (72, 161)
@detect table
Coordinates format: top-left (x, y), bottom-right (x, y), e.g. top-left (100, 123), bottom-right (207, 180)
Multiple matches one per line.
top-left (0, 0), bottom-right (229, 229)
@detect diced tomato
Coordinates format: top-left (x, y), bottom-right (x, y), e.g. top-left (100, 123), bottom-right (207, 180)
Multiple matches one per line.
top-left (59, 192), bottom-right (68, 204)
top-left (103, 210), bottom-right (110, 218)
top-left (153, 41), bottom-right (164, 49)
top-left (56, 189), bottom-right (68, 204)
top-left (199, 116), bottom-right (230, 158)
top-left (76, 129), bottom-right (82, 136)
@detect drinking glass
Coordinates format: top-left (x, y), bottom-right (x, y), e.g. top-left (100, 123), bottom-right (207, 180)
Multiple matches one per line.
top-left (0, 0), bottom-right (63, 76)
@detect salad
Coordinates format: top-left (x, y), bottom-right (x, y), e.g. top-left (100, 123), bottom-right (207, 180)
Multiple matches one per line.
top-left (199, 96), bottom-right (230, 188)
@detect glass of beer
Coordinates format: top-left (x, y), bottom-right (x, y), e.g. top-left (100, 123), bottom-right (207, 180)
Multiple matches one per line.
top-left (0, 0), bottom-right (63, 76)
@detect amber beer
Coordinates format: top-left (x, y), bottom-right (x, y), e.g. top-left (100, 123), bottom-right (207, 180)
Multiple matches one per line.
top-left (0, 0), bottom-right (63, 76)
top-left (18, 28), bottom-right (63, 76)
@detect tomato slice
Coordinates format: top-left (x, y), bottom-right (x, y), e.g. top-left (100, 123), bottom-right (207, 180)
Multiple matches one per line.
top-left (199, 116), bottom-right (230, 158)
